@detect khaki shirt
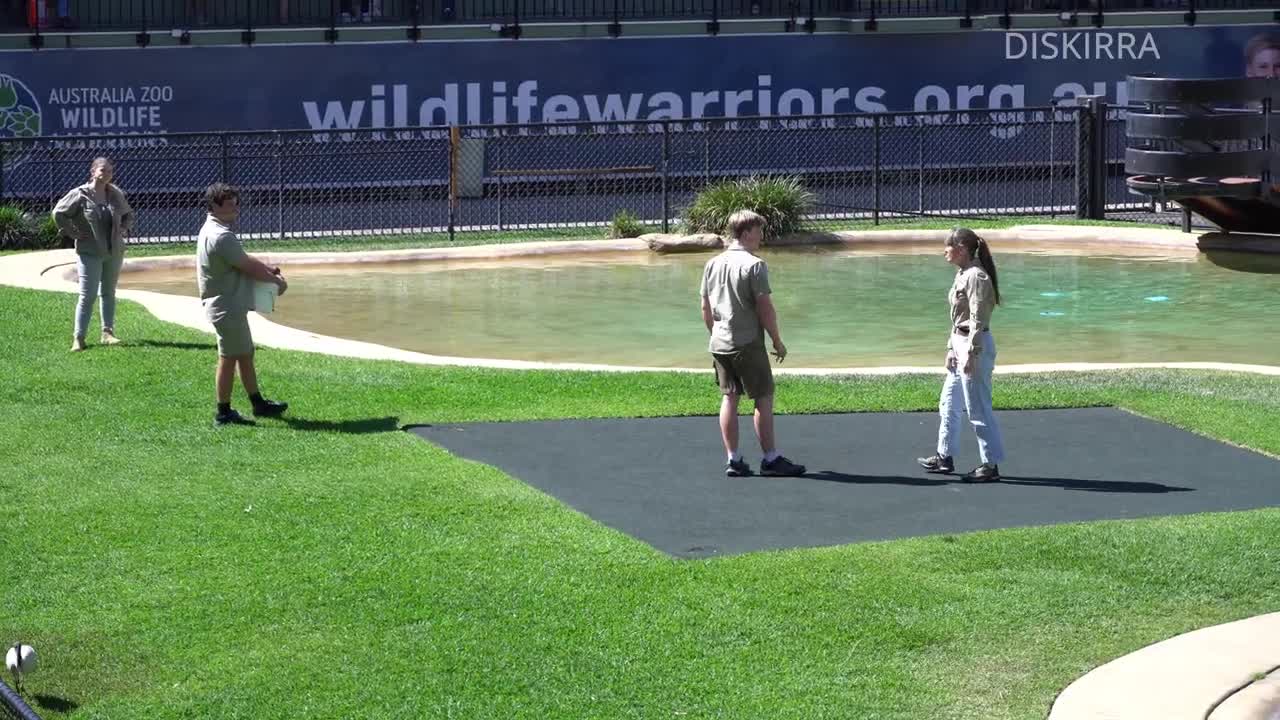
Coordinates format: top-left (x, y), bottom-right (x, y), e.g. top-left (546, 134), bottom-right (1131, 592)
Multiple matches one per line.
top-left (52, 182), bottom-right (135, 257)
top-left (700, 244), bottom-right (772, 354)
top-left (947, 263), bottom-right (996, 356)
top-left (196, 215), bottom-right (254, 321)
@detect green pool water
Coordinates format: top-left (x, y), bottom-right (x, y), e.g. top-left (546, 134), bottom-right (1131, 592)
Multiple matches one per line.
top-left (121, 243), bottom-right (1280, 368)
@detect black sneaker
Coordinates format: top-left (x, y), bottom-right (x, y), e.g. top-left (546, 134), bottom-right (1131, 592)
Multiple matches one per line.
top-left (251, 397), bottom-right (289, 418)
top-left (918, 453), bottom-right (954, 474)
top-left (215, 408), bottom-right (255, 427)
top-left (725, 457), bottom-right (752, 477)
top-left (962, 463), bottom-right (1000, 483)
top-left (760, 455), bottom-right (806, 477)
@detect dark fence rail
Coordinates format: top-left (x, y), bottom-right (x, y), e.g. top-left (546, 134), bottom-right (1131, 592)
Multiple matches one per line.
top-left (4, 0), bottom-right (1273, 32)
top-left (0, 104), bottom-right (1181, 245)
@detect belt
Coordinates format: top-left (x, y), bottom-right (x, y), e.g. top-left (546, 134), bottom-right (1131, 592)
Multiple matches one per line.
top-left (953, 326), bottom-right (989, 336)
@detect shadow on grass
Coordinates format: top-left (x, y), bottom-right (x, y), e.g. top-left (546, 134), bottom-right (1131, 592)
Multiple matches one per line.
top-left (280, 416), bottom-right (400, 435)
top-left (34, 694), bottom-right (79, 713)
top-left (133, 339), bottom-right (217, 351)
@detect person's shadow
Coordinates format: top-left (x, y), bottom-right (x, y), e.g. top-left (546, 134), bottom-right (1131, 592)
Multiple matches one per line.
top-left (279, 416), bottom-right (400, 435)
top-left (133, 339), bottom-right (217, 351)
top-left (996, 475), bottom-right (1193, 494)
top-left (809, 471), bottom-right (950, 487)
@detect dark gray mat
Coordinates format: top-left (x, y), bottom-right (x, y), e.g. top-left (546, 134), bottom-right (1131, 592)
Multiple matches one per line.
top-left (408, 408), bottom-right (1280, 559)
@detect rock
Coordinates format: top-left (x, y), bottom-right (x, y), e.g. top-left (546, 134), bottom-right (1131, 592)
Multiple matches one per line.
top-left (641, 233), bottom-right (724, 254)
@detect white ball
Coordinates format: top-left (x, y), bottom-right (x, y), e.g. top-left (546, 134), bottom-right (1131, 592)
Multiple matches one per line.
top-left (4, 644), bottom-right (37, 675)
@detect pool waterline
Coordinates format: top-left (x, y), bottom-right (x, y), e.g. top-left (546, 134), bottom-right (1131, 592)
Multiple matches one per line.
top-left (118, 241), bottom-right (1280, 370)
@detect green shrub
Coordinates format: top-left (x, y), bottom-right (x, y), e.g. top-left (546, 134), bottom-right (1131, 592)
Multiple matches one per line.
top-left (682, 175), bottom-right (816, 242)
top-left (0, 207), bottom-right (67, 251)
top-left (0, 206), bottom-right (36, 251)
top-left (607, 210), bottom-right (648, 239)
top-left (37, 214), bottom-right (63, 249)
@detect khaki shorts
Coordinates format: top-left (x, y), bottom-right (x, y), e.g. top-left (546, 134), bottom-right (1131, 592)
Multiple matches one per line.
top-left (712, 341), bottom-right (775, 399)
top-left (211, 312), bottom-right (254, 357)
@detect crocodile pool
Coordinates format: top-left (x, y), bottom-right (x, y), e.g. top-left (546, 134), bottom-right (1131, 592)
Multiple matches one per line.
top-left (120, 242), bottom-right (1280, 368)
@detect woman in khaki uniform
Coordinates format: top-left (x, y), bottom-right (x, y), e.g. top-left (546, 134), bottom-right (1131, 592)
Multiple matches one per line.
top-left (918, 227), bottom-right (1006, 482)
top-left (53, 157), bottom-right (135, 352)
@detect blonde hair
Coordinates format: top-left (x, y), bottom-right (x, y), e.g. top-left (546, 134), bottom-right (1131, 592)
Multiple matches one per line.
top-left (727, 209), bottom-right (766, 240)
top-left (1245, 33), bottom-right (1280, 65)
top-left (90, 156), bottom-right (113, 176)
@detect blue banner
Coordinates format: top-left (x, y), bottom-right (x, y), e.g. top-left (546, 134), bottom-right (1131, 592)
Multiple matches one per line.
top-left (0, 24), bottom-right (1275, 137)
top-left (0, 24), bottom-right (1276, 201)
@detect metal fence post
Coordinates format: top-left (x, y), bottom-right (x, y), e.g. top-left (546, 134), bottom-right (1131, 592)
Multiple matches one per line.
top-left (495, 138), bottom-right (504, 231)
top-left (1090, 97), bottom-right (1108, 219)
top-left (1048, 105), bottom-right (1057, 218)
top-left (409, 0), bottom-right (422, 40)
top-left (916, 120), bottom-right (924, 215)
top-left (136, 0), bottom-right (150, 47)
top-left (220, 134), bottom-right (230, 182)
top-left (276, 132), bottom-right (285, 241)
top-left (448, 125), bottom-right (458, 242)
top-left (1074, 97), bottom-right (1105, 220)
top-left (244, 0), bottom-right (256, 44)
top-left (608, 0), bottom-right (621, 36)
top-left (872, 115), bottom-right (881, 226)
top-left (703, 130), bottom-right (711, 185)
top-left (661, 121), bottom-right (670, 233)
top-left (46, 143), bottom-right (55, 211)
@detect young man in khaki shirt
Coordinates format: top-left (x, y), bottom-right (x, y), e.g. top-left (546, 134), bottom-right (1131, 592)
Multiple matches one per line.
top-left (196, 183), bottom-right (290, 427)
top-left (699, 210), bottom-right (806, 478)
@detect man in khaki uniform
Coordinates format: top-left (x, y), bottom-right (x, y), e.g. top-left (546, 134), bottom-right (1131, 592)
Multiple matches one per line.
top-left (197, 182), bottom-right (290, 427)
top-left (699, 210), bottom-right (806, 478)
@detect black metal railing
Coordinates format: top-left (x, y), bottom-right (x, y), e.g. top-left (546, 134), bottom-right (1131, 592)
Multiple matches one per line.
top-left (0, 679), bottom-right (41, 720)
top-left (2, 0), bottom-right (1271, 34)
top-left (0, 104), bottom-right (1184, 245)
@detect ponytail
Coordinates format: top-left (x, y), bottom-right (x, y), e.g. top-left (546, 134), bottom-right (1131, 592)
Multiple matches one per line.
top-left (975, 237), bottom-right (1001, 305)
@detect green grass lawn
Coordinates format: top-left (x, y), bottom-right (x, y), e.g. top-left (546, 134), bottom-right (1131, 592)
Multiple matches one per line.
top-left (2, 283), bottom-right (1277, 720)
top-left (115, 214), bottom-right (1184, 259)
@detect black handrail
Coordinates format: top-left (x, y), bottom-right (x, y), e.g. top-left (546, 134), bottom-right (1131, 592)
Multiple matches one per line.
top-left (3, 0), bottom-right (1270, 35)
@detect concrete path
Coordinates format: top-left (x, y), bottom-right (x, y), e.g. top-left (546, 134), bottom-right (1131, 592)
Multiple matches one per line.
top-left (1048, 612), bottom-right (1280, 720)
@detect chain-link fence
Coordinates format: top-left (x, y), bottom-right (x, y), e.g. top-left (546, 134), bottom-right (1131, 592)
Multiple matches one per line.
top-left (0, 105), bottom-right (1136, 246)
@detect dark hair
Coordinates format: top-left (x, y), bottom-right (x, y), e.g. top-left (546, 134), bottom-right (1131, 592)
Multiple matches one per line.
top-left (204, 182), bottom-right (240, 211)
top-left (947, 227), bottom-right (1001, 305)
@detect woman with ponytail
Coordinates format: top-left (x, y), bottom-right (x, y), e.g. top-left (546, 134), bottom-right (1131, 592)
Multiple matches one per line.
top-left (917, 227), bottom-right (1006, 482)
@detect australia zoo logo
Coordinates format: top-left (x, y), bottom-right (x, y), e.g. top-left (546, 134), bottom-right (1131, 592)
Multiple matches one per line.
top-left (0, 74), bottom-right (43, 171)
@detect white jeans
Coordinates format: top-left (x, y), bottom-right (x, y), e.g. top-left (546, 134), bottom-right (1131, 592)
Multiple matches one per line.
top-left (937, 331), bottom-right (1006, 465)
